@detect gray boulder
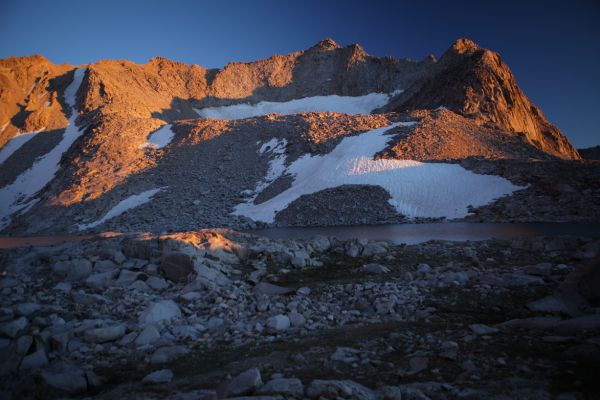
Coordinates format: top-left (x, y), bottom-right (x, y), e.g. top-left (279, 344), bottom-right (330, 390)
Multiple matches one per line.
top-left (217, 368), bottom-right (263, 398)
top-left (257, 378), bottom-right (304, 397)
top-left (160, 252), bottom-right (195, 282)
top-left (52, 259), bottom-right (92, 281)
top-left (143, 369), bottom-right (174, 384)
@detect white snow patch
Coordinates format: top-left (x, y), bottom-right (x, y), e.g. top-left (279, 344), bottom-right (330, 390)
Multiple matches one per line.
top-left (0, 128), bottom-right (45, 166)
top-left (194, 91), bottom-right (401, 120)
top-left (233, 122), bottom-right (525, 223)
top-left (77, 187), bottom-right (165, 231)
top-left (0, 68), bottom-right (86, 230)
top-left (140, 124), bottom-right (175, 149)
top-left (251, 138), bottom-right (287, 195)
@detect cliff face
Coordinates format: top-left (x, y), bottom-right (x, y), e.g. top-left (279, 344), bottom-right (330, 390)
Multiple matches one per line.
top-left (1, 38), bottom-right (579, 162)
top-left (383, 39), bottom-right (580, 160)
top-left (0, 55), bottom-right (76, 147)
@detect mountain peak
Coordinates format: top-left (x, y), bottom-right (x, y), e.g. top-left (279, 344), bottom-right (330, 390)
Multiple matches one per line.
top-left (451, 38), bottom-right (482, 54)
top-left (311, 38), bottom-right (342, 51)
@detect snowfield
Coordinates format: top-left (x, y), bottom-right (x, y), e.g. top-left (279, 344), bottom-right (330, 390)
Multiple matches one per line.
top-left (0, 128), bottom-right (45, 166)
top-left (0, 68), bottom-right (86, 230)
top-left (234, 122), bottom-right (525, 223)
top-left (194, 91), bottom-right (400, 120)
top-left (77, 188), bottom-right (165, 231)
top-left (140, 124), bottom-right (175, 149)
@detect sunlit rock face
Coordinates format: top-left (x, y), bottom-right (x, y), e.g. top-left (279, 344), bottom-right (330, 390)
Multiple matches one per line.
top-left (0, 38), bottom-right (585, 233)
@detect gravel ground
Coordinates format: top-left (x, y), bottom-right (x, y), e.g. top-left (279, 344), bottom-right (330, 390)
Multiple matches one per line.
top-left (0, 230), bottom-right (599, 399)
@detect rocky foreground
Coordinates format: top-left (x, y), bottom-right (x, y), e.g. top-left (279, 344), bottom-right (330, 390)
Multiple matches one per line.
top-left (1, 230), bottom-right (599, 399)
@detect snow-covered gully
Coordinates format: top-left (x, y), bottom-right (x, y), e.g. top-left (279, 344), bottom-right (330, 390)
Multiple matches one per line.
top-left (77, 187), bottom-right (166, 231)
top-left (0, 129), bottom-right (45, 166)
top-left (0, 69), bottom-right (86, 230)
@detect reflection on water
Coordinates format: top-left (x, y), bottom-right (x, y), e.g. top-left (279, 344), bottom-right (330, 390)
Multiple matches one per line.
top-left (0, 232), bottom-right (123, 249)
top-left (1, 223), bottom-right (599, 249)
top-left (246, 222), bottom-right (600, 245)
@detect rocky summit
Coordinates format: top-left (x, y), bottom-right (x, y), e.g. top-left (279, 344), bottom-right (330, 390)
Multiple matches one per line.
top-left (0, 37), bottom-right (599, 400)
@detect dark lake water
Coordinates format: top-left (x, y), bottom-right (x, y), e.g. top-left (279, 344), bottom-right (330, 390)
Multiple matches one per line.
top-left (1, 222), bottom-right (599, 249)
top-left (246, 222), bottom-right (600, 245)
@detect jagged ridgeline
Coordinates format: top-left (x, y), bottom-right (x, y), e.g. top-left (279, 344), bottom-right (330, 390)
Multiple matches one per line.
top-left (0, 39), bottom-right (586, 233)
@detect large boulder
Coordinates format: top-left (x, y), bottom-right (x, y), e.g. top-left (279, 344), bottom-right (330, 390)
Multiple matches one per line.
top-left (84, 324), bottom-right (126, 343)
top-left (52, 259), bottom-right (92, 281)
top-left (160, 252), bottom-right (195, 283)
top-left (40, 362), bottom-right (88, 395)
top-left (217, 368), bottom-right (263, 398)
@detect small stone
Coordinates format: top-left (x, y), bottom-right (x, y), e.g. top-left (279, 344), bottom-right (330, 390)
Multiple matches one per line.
top-left (469, 324), bottom-right (499, 335)
top-left (112, 251), bottom-right (126, 264)
top-left (306, 379), bottom-right (376, 399)
top-left (129, 280), bottom-right (150, 291)
top-left (217, 368), bottom-right (263, 398)
top-left (84, 324), bottom-right (126, 343)
top-left (296, 287), bottom-right (311, 296)
top-left (142, 369), bottom-right (174, 384)
top-left (208, 316), bottom-right (224, 331)
top-left (417, 264), bottom-right (432, 273)
top-left (150, 345), bottom-right (189, 364)
top-left (361, 263), bottom-right (390, 274)
top-left (135, 324), bottom-right (161, 346)
top-left (291, 256), bottom-right (307, 268)
top-left (527, 296), bottom-right (570, 314)
top-left (331, 347), bottom-right (360, 363)
top-left (266, 315), bottom-right (290, 332)
top-left (85, 271), bottom-right (115, 289)
top-left (139, 300), bottom-right (181, 325)
top-left (289, 311), bottom-right (305, 327)
top-left (378, 385), bottom-right (403, 400)
top-left (14, 303), bottom-right (41, 317)
top-left (94, 259), bottom-right (117, 272)
top-left (115, 270), bottom-right (140, 286)
top-left (439, 341), bottom-right (459, 360)
top-left (255, 282), bottom-right (295, 295)
top-left (54, 282), bottom-right (71, 292)
top-left (147, 276), bottom-right (169, 290)
top-left (406, 356), bottom-right (429, 376)
top-left (180, 291), bottom-right (202, 301)
top-left (0, 307), bottom-right (14, 321)
top-left (257, 377), bottom-right (304, 397)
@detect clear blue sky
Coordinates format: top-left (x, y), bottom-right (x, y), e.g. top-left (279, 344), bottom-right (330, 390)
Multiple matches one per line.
top-left (1, 0), bottom-right (598, 147)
